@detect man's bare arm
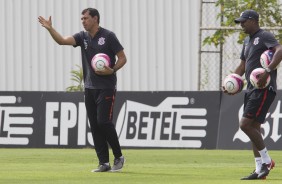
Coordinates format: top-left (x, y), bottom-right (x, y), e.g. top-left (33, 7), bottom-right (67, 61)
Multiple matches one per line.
top-left (38, 16), bottom-right (76, 45)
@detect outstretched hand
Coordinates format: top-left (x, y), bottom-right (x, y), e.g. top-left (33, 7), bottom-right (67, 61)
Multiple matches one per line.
top-left (38, 16), bottom-right (52, 30)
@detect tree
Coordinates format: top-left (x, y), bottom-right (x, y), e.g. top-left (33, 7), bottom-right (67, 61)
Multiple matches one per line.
top-left (203, 0), bottom-right (282, 47)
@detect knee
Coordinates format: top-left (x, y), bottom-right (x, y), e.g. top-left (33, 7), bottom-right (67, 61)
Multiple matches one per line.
top-left (239, 120), bottom-right (252, 132)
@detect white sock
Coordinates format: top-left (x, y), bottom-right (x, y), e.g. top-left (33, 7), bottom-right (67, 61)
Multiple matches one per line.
top-left (254, 157), bottom-right (262, 173)
top-left (258, 147), bottom-right (271, 164)
top-left (103, 162), bottom-right (110, 166)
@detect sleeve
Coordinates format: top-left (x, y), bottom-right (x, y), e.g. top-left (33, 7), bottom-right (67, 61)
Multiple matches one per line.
top-left (240, 41), bottom-right (246, 61)
top-left (108, 32), bottom-right (124, 54)
top-left (262, 31), bottom-right (279, 49)
top-left (73, 31), bottom-right (84, 48)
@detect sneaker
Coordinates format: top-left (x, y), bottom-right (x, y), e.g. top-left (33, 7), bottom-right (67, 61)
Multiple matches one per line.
top-left (257, 160), bottom-right (275, 179)
top-left (240, 170), bottom-right (266, 180)
top-left (111, 156), bottom-right (125, 172)
top-left (91, 163), bottom-right (111, 172)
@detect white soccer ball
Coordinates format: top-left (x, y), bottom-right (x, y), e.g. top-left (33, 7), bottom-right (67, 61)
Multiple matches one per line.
top-left (223, 73), bottom-right (244, 94)
top-left (260, 50), bottom-right (274, 69)
top-left (91, 53), bottom-right (110, 71)
top-left (250, 68), bottom-right (271, 89)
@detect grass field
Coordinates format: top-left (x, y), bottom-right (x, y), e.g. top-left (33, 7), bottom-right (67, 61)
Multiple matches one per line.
top-left (0, 149), bottom-right (281, 184)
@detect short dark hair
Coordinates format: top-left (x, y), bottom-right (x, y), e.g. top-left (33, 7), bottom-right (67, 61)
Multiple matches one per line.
top-left (82, 8), bottom-right (100, 24)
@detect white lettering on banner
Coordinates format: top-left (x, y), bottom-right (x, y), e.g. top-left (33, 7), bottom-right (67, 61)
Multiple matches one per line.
top-left (60, 102), bottom-right (77, 145)
top-left (45, 102), bottom-right (93, 146)
top-left (45, 102), bottom-right (59, 144)
top-left (233, 101), bottom-right (282, 143)
top-left (115, 97), bottom-right (208, 148)
top-left (270, 101), bottom-right (282, 141)
top-left (0, 96), bottom-right (34, 145)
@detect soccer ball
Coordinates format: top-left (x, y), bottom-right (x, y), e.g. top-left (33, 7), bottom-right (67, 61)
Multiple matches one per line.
top-left (91, 53), bottom-right (110, 71)
top-left (260, 50), bottom-right (274, 69)
top-left (250, 68), bottom-right (271, 89)
top-left (223, 73), bottom-right (244, 94)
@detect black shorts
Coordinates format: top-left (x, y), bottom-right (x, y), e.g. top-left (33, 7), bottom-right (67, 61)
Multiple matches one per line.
top-left (243, 89), bottom-right (276, 123)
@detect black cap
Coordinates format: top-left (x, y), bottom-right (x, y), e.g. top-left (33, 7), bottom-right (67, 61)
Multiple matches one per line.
top-left (234, 10), bottom-right (259, 23)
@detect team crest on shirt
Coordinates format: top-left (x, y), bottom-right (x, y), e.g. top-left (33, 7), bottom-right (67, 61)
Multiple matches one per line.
top-left (253, 37), bottom-right (260, 45)
top-left (98, 37), bottom-right (105, 45)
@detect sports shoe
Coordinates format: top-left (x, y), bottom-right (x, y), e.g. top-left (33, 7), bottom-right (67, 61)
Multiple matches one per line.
top-left (111, 156), bottom-right (125, 172)
top-left (91, 163), bottom-right (111, 172)
top-left (257, 160), bottom-right (275, 179)
top-left (240, 170), bottom-right (266, 180)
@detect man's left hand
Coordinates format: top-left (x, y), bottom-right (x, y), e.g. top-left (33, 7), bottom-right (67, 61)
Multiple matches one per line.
top-left (95, 66), bottom-right (114, 75)
top-left (257, 70), bottom-right (269, 88)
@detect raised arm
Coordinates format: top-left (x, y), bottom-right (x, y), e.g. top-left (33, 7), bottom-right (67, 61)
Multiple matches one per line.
top-left (38, 16), bottom-right (76, 46)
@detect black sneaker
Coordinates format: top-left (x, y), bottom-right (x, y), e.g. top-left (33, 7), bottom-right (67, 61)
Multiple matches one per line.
top-left (91, 163), bottom-right (111, 172)
top-left (257, 160), bottom-right (275, 179)
top-left (111, 156), bottom-right (125, 172)
top-left (241, 170), bottom-right (265, 180)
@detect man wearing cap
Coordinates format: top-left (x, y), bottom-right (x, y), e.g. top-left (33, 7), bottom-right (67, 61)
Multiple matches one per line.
top-left (226, 9), bottom-right (282, 180)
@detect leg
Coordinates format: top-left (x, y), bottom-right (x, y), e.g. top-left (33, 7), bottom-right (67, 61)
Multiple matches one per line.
top-left (97, 89), bottom-right (125, 172)
top-left (85, 89), bottom-right (109, 165)
top-left (241, 89), bottom-right (275, 156)
top-left (240, 119), bottom-right (265, 155)
top-left (251, 122), bottom-right (261, 158)
top-left (239, 117), bottom-right (265, 151)
top-left (96, 89), bottom-right (122, 159)
top-left (241, 89), bottom-right (276, 179)
top-left (251, 123), bottom-right (263, 174)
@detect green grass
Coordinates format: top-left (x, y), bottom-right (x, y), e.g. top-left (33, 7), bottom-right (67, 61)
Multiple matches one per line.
top-left (0, 149), bottom-right (281, 184)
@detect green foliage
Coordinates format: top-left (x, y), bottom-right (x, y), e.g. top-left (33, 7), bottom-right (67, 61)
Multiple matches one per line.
top-left (203, 0), bottom-right (282, 47)
top-left (66, 64), bottom-right (84, 92)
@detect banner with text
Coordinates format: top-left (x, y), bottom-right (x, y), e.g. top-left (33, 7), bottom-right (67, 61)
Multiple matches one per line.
top-left (114, 92), bottom-right (220, 148)
top-left (217, 91), bottom-right (282, 150)
top-left (0, 91), bottom-right (220, 148)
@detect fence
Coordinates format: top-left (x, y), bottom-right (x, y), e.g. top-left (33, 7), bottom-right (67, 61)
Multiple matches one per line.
top-left (199, 0), bottom-right (282, 91)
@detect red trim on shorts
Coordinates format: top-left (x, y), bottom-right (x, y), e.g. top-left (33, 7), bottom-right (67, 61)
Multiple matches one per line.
top-left (256, 90), bottom-right (268, 117)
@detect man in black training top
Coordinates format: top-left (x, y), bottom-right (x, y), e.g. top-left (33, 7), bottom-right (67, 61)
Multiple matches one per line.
top-left (223, 9), bottom-right (282, 180)
top-left (38, 8), bottom-right (127, 172)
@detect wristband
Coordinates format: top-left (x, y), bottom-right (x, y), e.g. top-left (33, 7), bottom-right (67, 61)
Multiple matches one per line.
top-left (265, 67), bottom-right (271, 73)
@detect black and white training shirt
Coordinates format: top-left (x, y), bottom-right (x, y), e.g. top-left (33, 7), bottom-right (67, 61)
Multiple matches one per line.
top-left (73, 27), bottom-right (124, 89)
top-left (240, 29), bottom-right (279, 91)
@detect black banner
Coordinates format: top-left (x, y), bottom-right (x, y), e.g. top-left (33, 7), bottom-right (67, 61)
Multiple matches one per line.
top-left (0, 91), bottom-right (220, 148)
top-left (2, 91), bottom-right (280, 149)
top-left (114, 91), bottom-right (220, 149)
top-left (217, 91), bottom-right (282, 150)
top-left (0, 92), bottom-right (89, 148)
